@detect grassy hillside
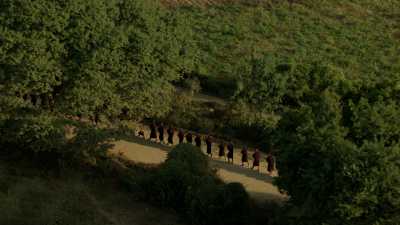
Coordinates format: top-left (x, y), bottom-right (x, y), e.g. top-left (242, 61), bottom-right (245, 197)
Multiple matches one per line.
top-left (0, 159), bottom-right (183, 225)
top-left (169, 0), bottom-right (400, 96)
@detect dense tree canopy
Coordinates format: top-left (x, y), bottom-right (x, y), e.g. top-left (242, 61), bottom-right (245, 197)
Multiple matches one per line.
top-left (231, 55), bottom-right (400, 224)
top-left (0, 0), bottom-right (194, 121)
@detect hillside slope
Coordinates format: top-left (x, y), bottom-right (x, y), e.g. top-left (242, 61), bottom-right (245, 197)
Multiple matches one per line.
top-left (167, 0), bottom-right (400, 96)
top-left (0, 160), bottom-right (183, 225)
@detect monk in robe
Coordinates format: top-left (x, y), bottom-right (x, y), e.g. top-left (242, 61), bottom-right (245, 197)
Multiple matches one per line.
top-left (158, 123), bottom-right (165, 144)
top-left (252, 148), bottom-right (261, 172)
top-left (94, 113), bottom-right (100, 125)
top-left (241, 146), bottom-right (249, 167)
top-left (205, 136), bottom-right (213, 157)
top-left (195, 135), bottom-right (202, 148)
top-left (149, 122), bottom-right (157, 142)
top-left (266, 152), bottom-right (275, 175)
top-left (178, 129), bottom-right (185, 144)
top-left (167, 127), bottom-right (175, 145)
top-left (186, 132), bottom-right (193, 144)
top-left (218, 142), bottom-right (226, 161)
top-left (137, 126), bottom-right (145, 138)
top-left (227, 142), bottom-right (234, 164)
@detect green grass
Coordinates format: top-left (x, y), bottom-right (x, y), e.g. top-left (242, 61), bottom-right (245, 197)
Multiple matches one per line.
top-left (0, 160), bottom-right (183, 225)
top-left (172, 0), bottom-right (400, 95)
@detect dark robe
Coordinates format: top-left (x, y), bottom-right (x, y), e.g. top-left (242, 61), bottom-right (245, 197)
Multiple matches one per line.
top-left (138, 130), bottom-right (145, 138)
top-left (253, 151), bottom-right (261, 167)
top-left (227, 143), bottom-right (234, 159)
top-left (186, 133), bottom-right (193, 143)
top-left (206, 138), bottom-right (212, 154)
top-left (218, 144), bottom-right (225, 157)
top-left (167, 128), bottom-right (174, 144)
top-left (150, 124), bottom-right (157, 139)
top-left (195, 136), bottom-right (201, 147)
top-left (266, 155), bottom-right (275, 172)
top-left (158, 125), bottom-right (164, 142)
top-left (241, 148), bottom-right (248, 162)
top-left (178, 131), bottom-right (184, 144)
top-left (94, 113), bottom-right (100, 125)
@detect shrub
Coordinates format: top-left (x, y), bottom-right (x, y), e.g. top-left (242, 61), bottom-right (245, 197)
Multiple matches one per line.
top-left (0, 113), bottom-right (66, 153)
top-left (137, 144), bottom-right (215, 210)
top-left (166, 144), bottom-right (211, 176)
top-left (134, 144), bottom-right (252, 225)
top-left (186, 182), bottom-right (251, 225)
top-left (68, 126), bottom-right (115, 165)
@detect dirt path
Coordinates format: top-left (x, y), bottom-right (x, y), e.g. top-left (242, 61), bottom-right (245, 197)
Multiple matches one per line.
top-left (109, 138), bottom-right (287, 203)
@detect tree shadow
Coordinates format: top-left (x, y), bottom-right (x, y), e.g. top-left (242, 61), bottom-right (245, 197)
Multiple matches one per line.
top-left (210, 160), bottom-right (275, 184)
top-left (249, 191), bottom-right (288, 204)
top-left (114, 134), bottom-right (173, 152)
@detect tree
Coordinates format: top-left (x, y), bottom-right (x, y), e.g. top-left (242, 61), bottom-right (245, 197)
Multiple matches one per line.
top-left (274, 64), bottom-right (400, 224)
top-left (0, 0), bottom-right (197, 158)
top-left (233, 55), bottom-right (289, 113)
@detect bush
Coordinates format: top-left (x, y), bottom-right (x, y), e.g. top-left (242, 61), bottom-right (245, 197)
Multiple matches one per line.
top-left (68, 126), bottom-right (115, 166)
top-left (166, 144), bottom-right (211, 176)
top-left (186, 182), bottom-right (251, 225)
top-left (0, 113), bottom-right (66, 153)
top-left (134, 144), bottom-right (253, 225)
top-left (0, 113), bottom-right (70, 170)
top-left (138, 144), bottom-right (215, 210)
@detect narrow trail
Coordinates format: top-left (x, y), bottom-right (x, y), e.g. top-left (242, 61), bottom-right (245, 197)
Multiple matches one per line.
top-left (109, 135), bottom-right (287, 203)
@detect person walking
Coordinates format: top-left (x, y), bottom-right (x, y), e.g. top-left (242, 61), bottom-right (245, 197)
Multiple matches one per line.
top-left (266, 152), bottom-right (275, 175)
top-left (158, 123), bottom-right (165, 144)
top-left (167, 126), bottom-right (175, 145)
top-left (218, 142), bottom-right (226, 161)
top-left (149, 122), bottom-right (157, 142)
top-left (137, 125), bottom-right (145, 138)
top-left (186, 132), bottom-right (193, 144)
top-left (252, 148), bottom-right (261, 172)
top-left (205, 136), bottom-right (213, 157)
top-left (195, 135), bottom-right (202, 148)
top-left (241, 146), bottom-right (249, 167)
top-left (227, 142), bottom-right (234, 164)
top-left (178, 129), bottom-right (185, 144)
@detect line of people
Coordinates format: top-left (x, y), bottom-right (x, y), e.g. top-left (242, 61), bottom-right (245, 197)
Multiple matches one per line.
top-left (137, 122), bottom-right (276, 175)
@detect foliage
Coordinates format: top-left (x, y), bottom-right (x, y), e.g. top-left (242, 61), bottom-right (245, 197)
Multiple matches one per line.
top-left (274, 77), bottom-right (400, 224)
top-left (186, 182), bottom-right (251, 225)
top-left (347, 97), bottom-right (400, 147)
top-left (134, 144), bottom-right (253, 225)
top-left (1, 0), bottom-right (399, 225)
top-left (335, 142), bottom-right (400, 225)
top-left (173, 1), bottom-right (399, 97)
top-left (0, 113), bottom-right (66, 153)
top-left (0, 0), bottom-right (194, 122)
top-left (233, 56), bottom-right (289, 112)
top-left (165, 143), bottom-right (211, 175)
top-left (138, 144), bottom-right (214, 209)
top-left (163, 94), bottom-right (222, 133)
top-left (67, 126), bottom-right (115, 166)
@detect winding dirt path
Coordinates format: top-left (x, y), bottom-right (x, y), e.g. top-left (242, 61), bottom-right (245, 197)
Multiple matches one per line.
top-left (109, 138), bottom-right (287, 203)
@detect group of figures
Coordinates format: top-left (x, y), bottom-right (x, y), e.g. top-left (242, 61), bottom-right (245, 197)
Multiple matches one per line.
top-left (137, 122), bottom-right (276, 175)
